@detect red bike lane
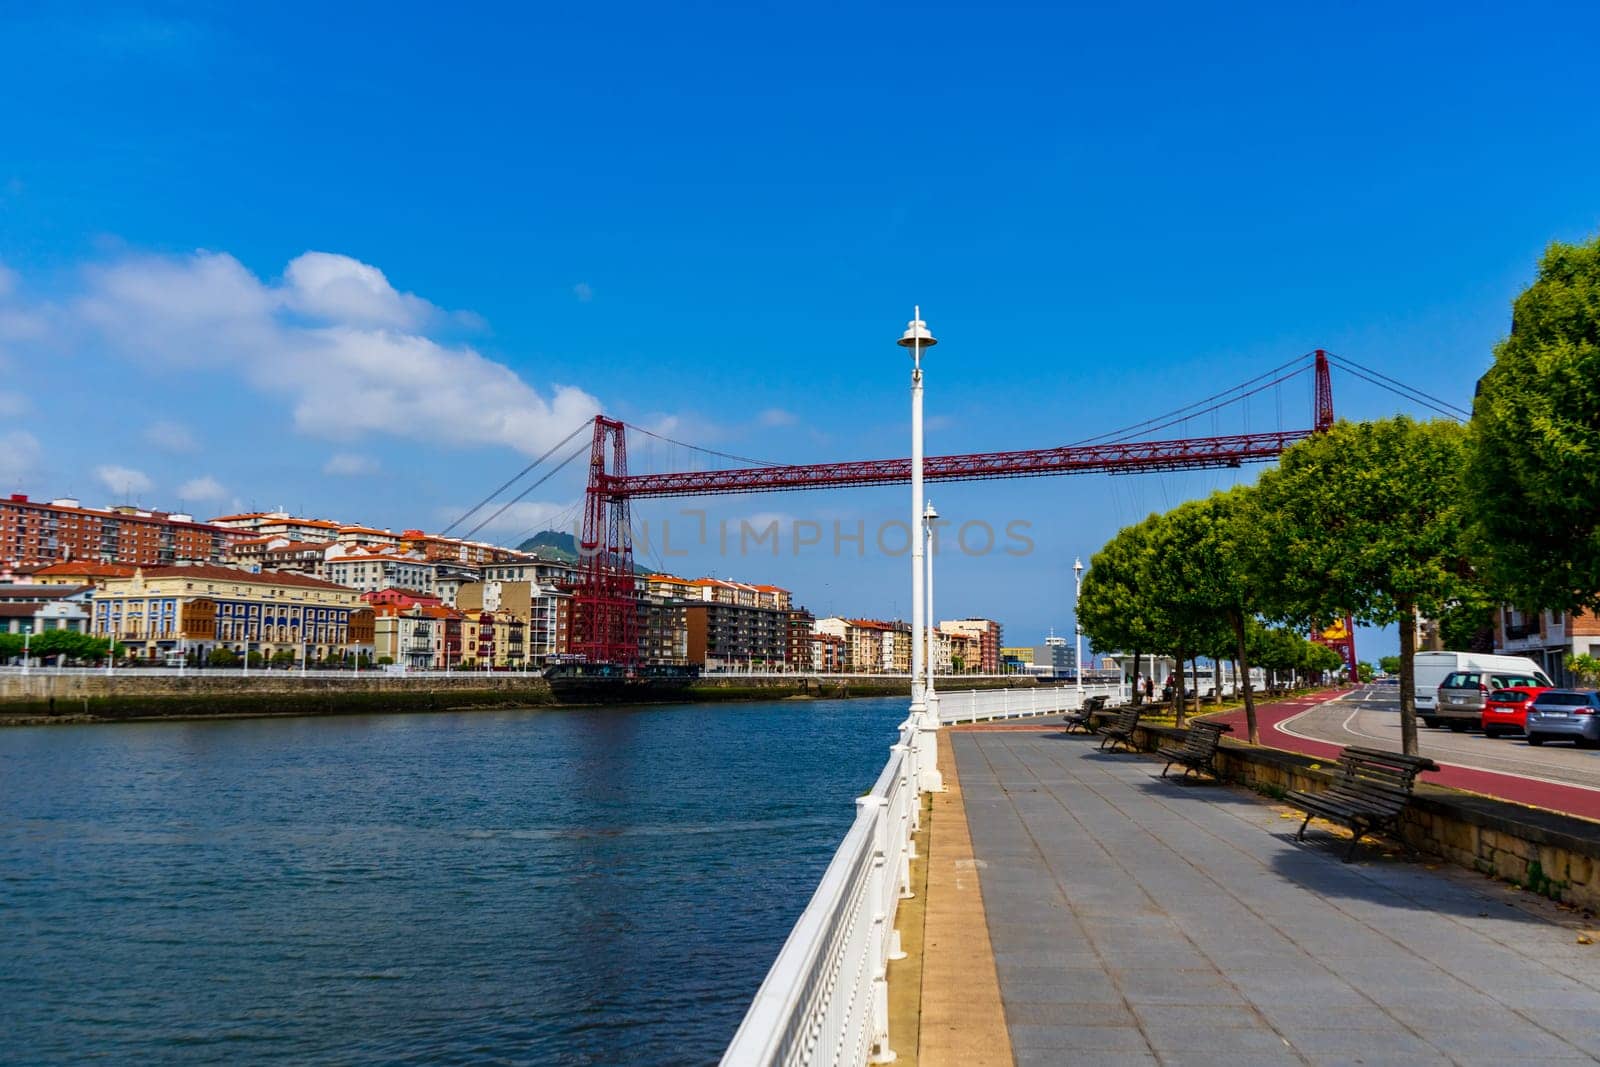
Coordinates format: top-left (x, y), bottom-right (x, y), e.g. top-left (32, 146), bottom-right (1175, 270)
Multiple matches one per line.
top-left (1209, 689), bottom-right (1600, 824)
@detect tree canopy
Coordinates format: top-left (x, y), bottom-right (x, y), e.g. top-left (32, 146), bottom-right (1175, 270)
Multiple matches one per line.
top-left (1469, 235), bottom-right (1600, 614)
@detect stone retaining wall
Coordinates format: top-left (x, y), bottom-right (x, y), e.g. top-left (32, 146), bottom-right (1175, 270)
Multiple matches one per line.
top-left (1109, 714), bottom-right (1600, 912)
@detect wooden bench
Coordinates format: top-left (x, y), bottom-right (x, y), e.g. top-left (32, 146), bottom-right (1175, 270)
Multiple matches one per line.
top-left (1157, 720), bottom-right (1234, 779)
top-left (1284, 746), bottom-right (1439, 862)
top-left (1059, 694), bottom-right (1110, 735)
top-left (1096, 706), bottom-right (1143, 752)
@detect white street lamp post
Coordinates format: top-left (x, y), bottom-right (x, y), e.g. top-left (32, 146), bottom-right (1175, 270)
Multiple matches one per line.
top-left (22, 626), bottom-right (31, 675)
top-left (899, 307), bottom-right (935, 717)
top-left (899, 308), bottom-right (943, 792)
top-left (924, 499), bottom-right (938, 704)
top-left (1073, 557), bottom-right (1085, 696)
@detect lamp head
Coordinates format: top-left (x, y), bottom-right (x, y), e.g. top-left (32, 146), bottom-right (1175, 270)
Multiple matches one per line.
top-left (898, 305), bottom-right (937, 353)
top-left (1073, 556), bottom-right (1083, 575)
top-left (923, 500), bottom-right (938, 520)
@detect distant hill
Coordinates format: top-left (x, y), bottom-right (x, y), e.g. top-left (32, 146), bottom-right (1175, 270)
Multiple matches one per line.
top-left (517, 530), bottom-right (579, 561)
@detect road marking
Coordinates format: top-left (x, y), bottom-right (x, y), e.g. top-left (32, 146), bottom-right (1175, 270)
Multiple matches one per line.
top-left (1276, 702), bottom-right (1600, 797)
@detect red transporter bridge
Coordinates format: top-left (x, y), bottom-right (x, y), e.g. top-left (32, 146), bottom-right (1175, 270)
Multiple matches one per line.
top-left (571, 349), bottom-right (1354, 670)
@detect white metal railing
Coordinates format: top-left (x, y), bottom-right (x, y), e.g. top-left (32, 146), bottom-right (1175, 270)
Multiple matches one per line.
top-left (932, 683), bottom-right (1122, 725)
top-left (721, 715), bottom-right (930, 1066)
top-left (723, 683), bottom-right (1124, 1065)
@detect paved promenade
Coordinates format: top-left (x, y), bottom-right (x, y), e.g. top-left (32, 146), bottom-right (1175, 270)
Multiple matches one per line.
top-left (947, 723), bottom-right (1600, 1065)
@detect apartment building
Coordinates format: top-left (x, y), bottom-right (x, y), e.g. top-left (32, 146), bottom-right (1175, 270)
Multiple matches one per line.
top-left (1495, 607), bottom-right (1600, 686)
top-left (811, 631), bottom-right (847, 672)
top-left (939, 618), bottom-right (1003, 673)
top-left (208, 511), bottom-right (344, 541)
top-left (325, 547), bottom-right (442, 595)
top-left (91, 564), bottom-right (374, 663)
top-left (684, 601), bottom-right (788, 670)
top-left (786, 608), bottom-right (815, 670)
top-left (2, 494), bottom-right (242, 567)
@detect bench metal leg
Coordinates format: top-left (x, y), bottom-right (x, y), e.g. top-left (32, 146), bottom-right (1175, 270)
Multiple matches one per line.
top-left (1161, 761), bottom-right (1172, 777)
top-left (1296, 813), bottom-right (1312, 841)
top-left (1344, 829), bottom-right (1365, 863)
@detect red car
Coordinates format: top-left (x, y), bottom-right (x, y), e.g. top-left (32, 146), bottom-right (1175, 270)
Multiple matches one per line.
top-left (1482, 686), bottom-right (1552, 738)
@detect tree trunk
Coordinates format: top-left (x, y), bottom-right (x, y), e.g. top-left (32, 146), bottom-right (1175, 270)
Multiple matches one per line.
top-left (1174, 647), bottom-right (1188, 726)
top-left (1230, 611), bottom-right (1258, 744)
top-left (1399, 600), bottom-right (1419, 756)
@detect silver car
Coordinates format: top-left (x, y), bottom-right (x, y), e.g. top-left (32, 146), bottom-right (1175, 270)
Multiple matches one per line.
top-left (1432, 669), bottom-right (1552, 731)
top-left (1525, 690), bottom-right (1600, 747)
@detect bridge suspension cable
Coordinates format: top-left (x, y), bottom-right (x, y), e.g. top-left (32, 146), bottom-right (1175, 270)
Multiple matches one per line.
top-left (438, 420), bottom-right (592, 538)
top-left (1322, 352), bottom-right (1471, 422)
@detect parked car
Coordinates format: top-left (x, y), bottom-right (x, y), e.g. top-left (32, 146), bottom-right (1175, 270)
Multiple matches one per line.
top-left (1434, 668), bottom-right (1553, 731)
top-left (1481, 685), bottom-right (1551, 738)
top-left (1525, 690), bottom-right (1600, 747)
top-left (1415, 651), bottom-right (1551, 723)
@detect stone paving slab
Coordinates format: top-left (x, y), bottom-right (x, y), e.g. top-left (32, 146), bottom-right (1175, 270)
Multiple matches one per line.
top-left (952, 727), bottom-right (1600, 1065)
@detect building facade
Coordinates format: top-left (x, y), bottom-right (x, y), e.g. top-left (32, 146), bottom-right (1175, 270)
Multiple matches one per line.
top-left (1495, 607), bottom-right (1600, 686)
top-left (91, 565), bottom-right (374, 663)
top-left (2, 494), bottom-right (243, 567)
top-left (940, 618), bottom-right (1003, 673)
top-left (685, 602), bottom-right (788, 670)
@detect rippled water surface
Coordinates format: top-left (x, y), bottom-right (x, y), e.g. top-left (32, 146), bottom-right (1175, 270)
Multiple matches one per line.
top-left (0, 697), bottom-right (907, 1065)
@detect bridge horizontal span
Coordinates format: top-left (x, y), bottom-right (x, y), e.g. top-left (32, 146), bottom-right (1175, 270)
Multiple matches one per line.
top-left (608, 428), bottom-right (1312, 499)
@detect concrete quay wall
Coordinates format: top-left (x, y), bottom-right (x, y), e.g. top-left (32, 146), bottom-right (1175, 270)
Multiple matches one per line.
top-left (0, 672), bottom-right (560, 724)
top-left (0, 672), bottom-right (1031, 725)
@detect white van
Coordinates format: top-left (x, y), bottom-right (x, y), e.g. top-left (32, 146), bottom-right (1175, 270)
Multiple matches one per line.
top-left (1413, 651), bottom-right (1551, 725)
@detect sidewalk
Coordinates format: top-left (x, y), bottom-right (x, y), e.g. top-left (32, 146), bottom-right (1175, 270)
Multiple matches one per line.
top-left (948, 723), bottom-right (1600, 1065)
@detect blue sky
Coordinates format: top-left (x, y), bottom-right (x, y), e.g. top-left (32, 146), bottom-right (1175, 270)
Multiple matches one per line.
top-left (2, 3), bottom-right (1598, 659)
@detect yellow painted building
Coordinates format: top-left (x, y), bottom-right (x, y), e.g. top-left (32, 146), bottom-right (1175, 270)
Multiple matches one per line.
top-left (91, 564), bottom-right (374, 663)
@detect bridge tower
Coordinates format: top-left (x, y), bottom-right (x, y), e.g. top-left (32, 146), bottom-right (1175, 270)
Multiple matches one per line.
top-left (573, 416), bottom-right (639, 664)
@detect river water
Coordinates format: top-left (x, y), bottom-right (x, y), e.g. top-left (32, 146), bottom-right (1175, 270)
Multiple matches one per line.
top-left (0, 697), bottom-right (907, 1065)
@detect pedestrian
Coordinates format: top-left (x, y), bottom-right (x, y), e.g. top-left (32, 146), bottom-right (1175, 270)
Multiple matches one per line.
top-left (1144, 676), bottom-right (1154, 700)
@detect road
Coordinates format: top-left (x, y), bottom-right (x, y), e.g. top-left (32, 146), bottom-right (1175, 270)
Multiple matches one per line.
top-left (1212, 685), bottom-right (1600, 823)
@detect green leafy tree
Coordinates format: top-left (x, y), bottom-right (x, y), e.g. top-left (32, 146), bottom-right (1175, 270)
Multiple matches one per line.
top-left (1379, 655), bottom-right (1402, 676)
top-left (1149, 504), bottom-right (1235, 724)
top-left (1078, 516), bottom-right (1171, 706)
top-left (1159, 488), bottom-right (1270, 739)
top-left (207, 647), bottom-right (239, 668)
top-left (1569, 654), bottom-right (1600, 688)
top-left (1469, 235), bottom-right (1600, 614)
top-left (0, 632), bottom-right (23, 662)
top-left (270, 650), bottom-right (297, 668)
top-left (1357, 661), bottom-right (1375, 683)
top-left (1254, 417), bottom-right (1474, 754)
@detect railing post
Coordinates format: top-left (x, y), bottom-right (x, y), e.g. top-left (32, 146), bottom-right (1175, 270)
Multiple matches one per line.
top-left (857, 795), bottom-right (897, 1064)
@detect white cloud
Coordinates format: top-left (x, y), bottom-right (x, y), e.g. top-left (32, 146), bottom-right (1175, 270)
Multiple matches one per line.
top-left (0, 390), bottom-right (27, 416)
top-left (69, 249), bottom-right (602, 457)
top-left (95, 464), bottom-right (153, 498)
top-left (283, 251), bottom-right (437, 329)
top-left (572, 282), bottom-right (593, 303)
top-left (144, 419), bottom-right (197, 453)
top-left (177, 475), bottom-right (227, 502)
top-left (323, 452), bottom-right (379, 477)
top-left (0, 429), bottom-right (41, 487)
top-left (758, 407), bottom-right (798, 428)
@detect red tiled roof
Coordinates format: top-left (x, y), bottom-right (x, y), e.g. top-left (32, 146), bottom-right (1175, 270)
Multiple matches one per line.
top-left (33, 562), bottom-right (139, 578)
top-left (126, 565), bottom-right (355, 592)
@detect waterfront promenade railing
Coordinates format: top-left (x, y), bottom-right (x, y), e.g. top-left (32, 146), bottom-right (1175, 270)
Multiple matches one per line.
top-left (723, 683), bottom-right (1139, 1066)
top-left (721, 715), bottom-right (928, 1066)
top-left (932, 682), bottom-right (1123, 725)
